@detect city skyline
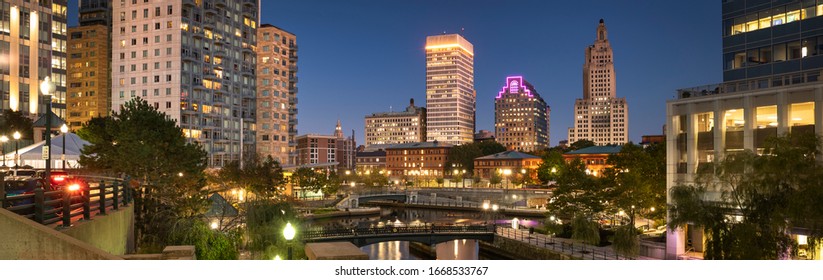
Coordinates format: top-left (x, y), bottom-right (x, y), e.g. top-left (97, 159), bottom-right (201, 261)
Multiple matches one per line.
top-left (65, 0), bottom-right (721, 146)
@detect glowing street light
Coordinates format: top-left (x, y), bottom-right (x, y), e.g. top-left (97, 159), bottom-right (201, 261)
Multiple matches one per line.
top-left (60, 124), bottom-right (68, 170)
top-left (283, 222), bottom-right (296, 260)
top-left (13, 131), bottom-right (21, 169)
top-left (40, 77), bottom-right (55, 180)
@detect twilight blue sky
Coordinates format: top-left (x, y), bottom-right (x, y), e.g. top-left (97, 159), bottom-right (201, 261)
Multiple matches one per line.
top-left (69, 0), bottom-right (721, 145)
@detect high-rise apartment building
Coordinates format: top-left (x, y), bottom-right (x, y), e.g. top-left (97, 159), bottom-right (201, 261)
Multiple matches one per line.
top-left (66, 1), bottom-right (113, 128)
top-left (112, 0), bottom-right (259, 167)
top-left (425, 33), bottom-right (475, 145)
top-left (364, 98), bottom-right (426, 148)
top-left (666, 1), bottom-right (823, 259)
top-left (1, 0), bottom-right (68, 118)
top-left (567, 19), bottom-right (628, 146)
top-left (256, 24), bottom-right (297, 165)
top-left (66, 25), bottom-right (110, 127)
top-left (494, 76), bottom-right (550, 152)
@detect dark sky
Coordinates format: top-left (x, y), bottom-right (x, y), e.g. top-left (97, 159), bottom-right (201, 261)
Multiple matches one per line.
top-left (68, 0), bottom-right (722, 145)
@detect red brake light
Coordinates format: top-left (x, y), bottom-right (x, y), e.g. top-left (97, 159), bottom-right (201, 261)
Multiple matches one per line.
top-left (52, 175), bottom-right (66, 182)
top-left (67, 184), bottom-right (81, 191)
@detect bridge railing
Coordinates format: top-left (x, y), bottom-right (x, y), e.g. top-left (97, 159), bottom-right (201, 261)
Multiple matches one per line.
top-left (1, 175), bottom-right (132, 228)
top-left (303, 225), bottom-right (494, 240)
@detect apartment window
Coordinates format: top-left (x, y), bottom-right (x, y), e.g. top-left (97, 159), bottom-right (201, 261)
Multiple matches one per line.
top-left (168, 5), bottom-right (173, 15)
top-left (166, 102), bottom-right (172, 109)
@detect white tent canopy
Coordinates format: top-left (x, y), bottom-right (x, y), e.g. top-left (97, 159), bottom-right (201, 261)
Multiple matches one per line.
top-left (2, 132), bottom-right (90, 169)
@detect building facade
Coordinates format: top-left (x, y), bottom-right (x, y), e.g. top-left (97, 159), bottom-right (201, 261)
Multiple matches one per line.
top-left (425, 34), bottom-right (475, 145)
top-left (385, 141), bottom-right (452, 179)
top-left (355, 150), bottom-right (386, 173)
top-left (295, 121), bottom-right (356, 172)
top-left (256, 24), bottom-right (297, 165)
top-left (494, 76), bottom-right (550, 152)
top-left (667, 0), bottom-right (823, 259)
top-left (112, 0), bottom-right (259, 167)
top-left (473, 151), bottom-right (542, 183)
top-left (1, 0), bottom-right (68, 118)
top-left (562, 145), bottom-right (622, 177)
top-left (364, 98), bottom-right (426, 148)
top-left (568, 19), bottom-right (628, 146)
top-left (66, 25), bottom-right (110, 127)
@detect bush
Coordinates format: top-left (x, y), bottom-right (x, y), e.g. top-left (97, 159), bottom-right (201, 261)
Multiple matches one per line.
top-left (170, 219), bottom-right (240, 260)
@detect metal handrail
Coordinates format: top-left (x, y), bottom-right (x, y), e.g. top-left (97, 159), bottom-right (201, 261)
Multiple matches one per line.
top-left (302, 225), bottom-right (494, 240)
top-left (0, 175), bottom-right (133, 227)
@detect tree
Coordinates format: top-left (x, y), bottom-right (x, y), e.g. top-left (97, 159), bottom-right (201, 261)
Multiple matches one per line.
top-left (291, 168), bottom-right (325, 194)
top-left (569, 140), bottom-right (596, 151)
top-left (604, 143), bottom-right (666, 226)
top-left (445, 141), bottom-right (506, 174)
top-left (489, 172), bottom-right (502, 188)
top-left (571, 215), bottom-right (600, 246)
top-left (546, 159), bottom-right (607, 219)
top-left (0, 109), bottom-right (34, 140)
top-left (435, 177), bottom-right (444, 187)
top-left (215, 154), bottom-right (286, 198)
top-left (77, 97), bottom-right (209, 251)
top-left (669, 133), bottom-right (823, 259)
top-left (612, 224), bottom-right (640, 258)
top-left (536, 149), bottom-right (566, 185)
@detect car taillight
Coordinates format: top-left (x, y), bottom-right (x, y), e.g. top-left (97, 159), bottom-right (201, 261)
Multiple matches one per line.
top-left (67, 184), bottom-right (81, 191)
top-left (51, 175), bottom-right (66, 183)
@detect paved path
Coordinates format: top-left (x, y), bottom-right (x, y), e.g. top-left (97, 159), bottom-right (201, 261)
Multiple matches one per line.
top-left (494, 227), bottom-right (632, 260)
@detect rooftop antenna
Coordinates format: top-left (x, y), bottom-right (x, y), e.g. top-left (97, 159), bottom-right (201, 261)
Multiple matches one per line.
top-left (389, 105), bottom-right (393, 112)
top-left (460, 27), bottom-right (465, 35)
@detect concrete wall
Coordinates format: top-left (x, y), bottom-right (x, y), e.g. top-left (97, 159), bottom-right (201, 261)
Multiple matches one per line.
top-left (0, 208), bottom-right (122, 260)
top-left (61, 204), bottom-right (135, 255)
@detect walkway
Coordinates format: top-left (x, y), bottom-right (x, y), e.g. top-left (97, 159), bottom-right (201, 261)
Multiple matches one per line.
top-left (495, 227), bottom-right (631, 260)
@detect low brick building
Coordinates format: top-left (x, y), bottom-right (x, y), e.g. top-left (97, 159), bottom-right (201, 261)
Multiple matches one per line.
top-left (385, 141), bottom-right (451, 179)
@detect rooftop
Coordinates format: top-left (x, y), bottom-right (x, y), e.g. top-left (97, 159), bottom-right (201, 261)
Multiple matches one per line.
top-left (386, 141), bottom-right (452, 149)
top-left (356, 150), bottom-right (386, 157)
top-left (475, 150), bottom-right (541, 160)
top-left (565, 145), bottom-right (623, 155)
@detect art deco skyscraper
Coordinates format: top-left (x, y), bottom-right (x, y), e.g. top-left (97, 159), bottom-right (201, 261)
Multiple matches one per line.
top-left (495, 76), bottom-right (550, 152)
top-left (567, 19), bottom-right (628, 146)
top-left (1, 0), bottom-right (68, 118)
top-left (425, 33), bottom-right (475, 145)
top-left (112, 0), bottom-right (259, 167)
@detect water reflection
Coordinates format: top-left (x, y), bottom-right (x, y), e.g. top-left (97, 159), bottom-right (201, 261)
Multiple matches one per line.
top-left (359, 239), bottom-right (479, 260)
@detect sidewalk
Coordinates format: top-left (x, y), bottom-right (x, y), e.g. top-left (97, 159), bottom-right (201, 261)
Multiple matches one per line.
top-left (495, 227), bottom-right (633, 260)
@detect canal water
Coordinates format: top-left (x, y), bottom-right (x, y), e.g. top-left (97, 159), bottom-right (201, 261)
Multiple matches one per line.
top-left (307, 207), bottom-right (544, 260)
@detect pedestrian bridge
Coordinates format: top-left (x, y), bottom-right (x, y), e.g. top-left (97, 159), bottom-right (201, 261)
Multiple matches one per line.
top-left (302, 225), bottom-right (495, 247)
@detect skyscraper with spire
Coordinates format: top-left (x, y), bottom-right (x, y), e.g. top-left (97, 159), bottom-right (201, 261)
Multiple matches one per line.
top-left (567, 19), bottom-right (629, 146)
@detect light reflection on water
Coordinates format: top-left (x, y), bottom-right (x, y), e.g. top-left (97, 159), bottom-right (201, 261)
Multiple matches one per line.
top-left (359, 239), bottom-right (479, 260)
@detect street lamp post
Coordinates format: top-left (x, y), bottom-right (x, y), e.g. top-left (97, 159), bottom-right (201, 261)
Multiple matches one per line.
top-left (40, 78), bottom-right (54, 181)
top-left (283, 222), bottom-right (296, 260)
top-left (0, 135), bottom-right (7, 167)
top-left (12, 131), bottom-right (20, 169)
top-left (60, 124), bottom-right (68, 170)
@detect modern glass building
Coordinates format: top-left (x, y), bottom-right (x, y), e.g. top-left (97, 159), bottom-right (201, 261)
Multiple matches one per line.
top-left (667, 0), bottom-right (823, 259)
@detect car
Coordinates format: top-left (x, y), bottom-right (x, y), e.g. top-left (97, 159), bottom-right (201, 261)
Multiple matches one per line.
top-left (3, 175), bottom-right (55, 215)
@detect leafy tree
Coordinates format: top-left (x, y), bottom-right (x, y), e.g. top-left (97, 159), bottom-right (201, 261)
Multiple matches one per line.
top-left (546, 159), bottom-right (606, 219)
top-left (215, 154), bottom-right (286, 198)
top-left (244, 199), bottom-right (305, 260)
top-left (612, 224), bottom-right (640, 258)
top-left (435, 177), bottom-right (444, 187)
top-left (445, 141), bottom-right (506, 174)
top-left (669, 133), bottom-right (823, 259)
top-left (604, 143), bottom-right (666, 225)
top-left (77, 97), bottom-right (209, 251)
top-left (571, 215), bottom-right (600, 246)
top-left (291, 168), bottom-right (325, 194)
top-left (569, 140), bottom-right (596, 151)
top-left (489, 172), bottom-right (502, 188)
top-left (0, 109), bottom-right (34, 140)
top-left (536, 149), bottom-right (566, 185)
top-left (169, 219), bottom-right (241, 260)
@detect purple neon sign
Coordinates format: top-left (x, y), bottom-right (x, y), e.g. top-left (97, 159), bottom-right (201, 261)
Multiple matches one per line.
top-left (496, 76), bottom-right (534, 99)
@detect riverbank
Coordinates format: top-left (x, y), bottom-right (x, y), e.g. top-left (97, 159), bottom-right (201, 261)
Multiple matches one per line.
top-left (300, 207), bottom-right (381, 220)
